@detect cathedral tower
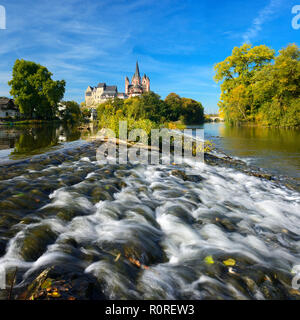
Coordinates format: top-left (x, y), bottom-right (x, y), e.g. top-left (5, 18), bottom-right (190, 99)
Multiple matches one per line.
top-left (125, 61), bottom-right (150, 98)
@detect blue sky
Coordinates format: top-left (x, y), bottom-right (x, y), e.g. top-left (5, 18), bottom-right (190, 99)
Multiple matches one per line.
top-left (0, 0), bottom-right (299, 113)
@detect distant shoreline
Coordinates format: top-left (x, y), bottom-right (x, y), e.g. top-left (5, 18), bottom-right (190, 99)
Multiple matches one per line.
top-left (0, 119), bottom-right (64, 126)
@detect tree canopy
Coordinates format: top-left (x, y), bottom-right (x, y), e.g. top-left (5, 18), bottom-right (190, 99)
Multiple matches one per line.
top-left (8, 59), bottom-right (66, 120)
top-left (59, 101), bottom-right (82, 123)
top-left (214, 44), bottom-right (300, 126)
top-left (97, 91), bottom-right (204, 125)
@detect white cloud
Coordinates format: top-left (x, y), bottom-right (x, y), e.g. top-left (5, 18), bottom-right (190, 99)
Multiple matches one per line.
top-left (242, 0), bottom-right (283, 44)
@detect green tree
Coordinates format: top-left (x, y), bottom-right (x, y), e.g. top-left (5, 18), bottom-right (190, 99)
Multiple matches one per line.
top-left (252, 44), bottom-right (300, 126)
top-left (8, 59), bottom-right (66, 119)
top-left (165, 93), bottom-right (183, 121)
top-left (97, 91), bottom-right (205, 125)
top-left (180, 98), bottom-right (204, 124)
top-left (139, 91), bottom-right (168, 123)
top-left (214, 44), bottom-right (275, 122)
top-left (60, 101), bottom-right (82, 123)
top-left (81, 108), bottom-right (91, 120)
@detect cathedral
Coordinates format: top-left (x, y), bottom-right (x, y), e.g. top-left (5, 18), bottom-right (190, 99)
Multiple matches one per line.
top-left (85, 62), bottom-right (150, 106)
top-left (125, 61), bottom-right (150, 97)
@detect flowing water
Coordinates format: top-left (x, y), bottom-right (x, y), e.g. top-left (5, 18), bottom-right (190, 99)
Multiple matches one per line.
top-left (0, 123), bottom-right (299, 300)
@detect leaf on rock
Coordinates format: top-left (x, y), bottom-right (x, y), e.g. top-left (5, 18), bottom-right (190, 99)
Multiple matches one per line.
top-left (223, 258), bottom-right (236, 266)
top-left (115, 253), bottom-right (121, 262)
top-left (48, 291), bottom-right (61, 298)
top-left (204, 255), bottom-right (214, 265)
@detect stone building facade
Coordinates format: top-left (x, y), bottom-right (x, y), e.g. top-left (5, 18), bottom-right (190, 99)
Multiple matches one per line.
top-left (85, 62), bottom-right (150, 107)
top-left (0, 97), bottom-right (19, 118)
top-left (85, 83), bottom-right (118, 107)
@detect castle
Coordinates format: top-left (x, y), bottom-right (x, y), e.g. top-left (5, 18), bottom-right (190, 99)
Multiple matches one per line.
top-left (85, 62), bottom-right (150, 107)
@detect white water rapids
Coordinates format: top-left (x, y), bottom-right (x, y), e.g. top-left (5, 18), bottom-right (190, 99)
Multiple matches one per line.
top-left (0, 142), bottom-right (300, 299)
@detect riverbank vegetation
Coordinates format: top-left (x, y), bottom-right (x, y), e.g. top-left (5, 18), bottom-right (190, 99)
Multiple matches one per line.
top-left (214, 44), bottom-right (300, 127)
top-left (58, 101), bottom-right (84, 124)
top-left (96, 91), bottom-right (205, 134)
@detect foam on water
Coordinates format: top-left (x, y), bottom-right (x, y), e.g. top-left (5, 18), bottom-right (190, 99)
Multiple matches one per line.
top-left (0, 145), bottom-right (300, 299)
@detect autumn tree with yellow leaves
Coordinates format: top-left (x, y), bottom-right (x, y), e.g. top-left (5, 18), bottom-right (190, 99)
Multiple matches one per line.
top-left (214, 44), bottom-right (300, 127)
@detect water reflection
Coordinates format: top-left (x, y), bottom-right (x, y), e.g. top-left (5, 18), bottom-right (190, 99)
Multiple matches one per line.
top-left (0, 123), bottom-right (98, 159)
top-left (1, 122), bottom-right (299, 180)
top-left (205, 123), bottom-right (300, 179)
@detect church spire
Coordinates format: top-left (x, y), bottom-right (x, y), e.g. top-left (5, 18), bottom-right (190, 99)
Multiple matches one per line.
top-left (134, 61), bottom-right (141, 80)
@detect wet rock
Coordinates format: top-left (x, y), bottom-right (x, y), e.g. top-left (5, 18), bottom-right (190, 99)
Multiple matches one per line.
top-left (14, 181), bottom-right (28, 189)
top-left (56, 209), bottom-right (80, 222)
top-left (91, 188), bottom-right (112, 203)
top-left (0, 213), bottom-right (20, 230)
top-left (19, 265), bottom-right (105, 300)
top-left (19, 225), bottom-right (58, 261)
top-left (87, 259), bottom-right (139, 300)
top-left (217, 218), bottom-right (238, 233)
top-left (155, 189), bottom-right (185, 199)
top-left (249, 172), bottom-right (272, 180)
top-left (182, 192), bottom-right (202, 205)
top-left (260, 279), bottom-right (286, 299)
top-left (7, 195), bottom-right (39, 211)
top-left (127, 206), bottom-right (159, 228)
top-left (19, 216), bottom-right (40, 226)
top-left (91, 186), bottom-right (116, 203)
top-left (0, 200), bottom-right (20, 211)
top-left (0, 238), bottom-right (7, 257)
top-left (242, 276), bottom-right (258, 295)
top-left (171, 170), bottom-right (204, 183)
top-left (99, 231), bottom-right (167, 268)
top-left (164, 205), bottom-right (195, 224)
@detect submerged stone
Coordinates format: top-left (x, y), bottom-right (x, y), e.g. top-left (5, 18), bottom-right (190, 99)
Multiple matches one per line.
top-left (19, 225), bottom-right (58, 261)
top-left (171, 170), bottom-right (204, 183)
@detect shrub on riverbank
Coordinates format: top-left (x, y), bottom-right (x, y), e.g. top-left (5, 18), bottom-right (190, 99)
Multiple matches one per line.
top-left (98, 111), bottom-right (158, 138)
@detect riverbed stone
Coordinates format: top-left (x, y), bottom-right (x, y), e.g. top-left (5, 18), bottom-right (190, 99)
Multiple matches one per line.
top-left (19, 265), bottom-right (105, 300)
top-left (171, 170), bottom-right (204, 183)
top-left (0, 239), bottom-right (7, 257)
top-left (19, 225), bottom-right (58, 261)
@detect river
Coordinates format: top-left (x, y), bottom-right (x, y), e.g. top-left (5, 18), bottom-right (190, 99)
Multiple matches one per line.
top-left (203, 123), bottom-right (300, 180)
top-left (0, 122), bottom-right (299, 300)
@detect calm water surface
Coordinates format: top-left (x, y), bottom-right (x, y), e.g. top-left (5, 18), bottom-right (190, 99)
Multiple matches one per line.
top-left (0, 123), bottom-right (94, 162)
top-left (202, 123), bottom-right (300, 180)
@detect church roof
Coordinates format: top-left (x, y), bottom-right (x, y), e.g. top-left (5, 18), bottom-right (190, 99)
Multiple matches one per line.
top-left (105, 85), bottom-right (117, 92)
top-left (133, 61), bottom-right (141, 80)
